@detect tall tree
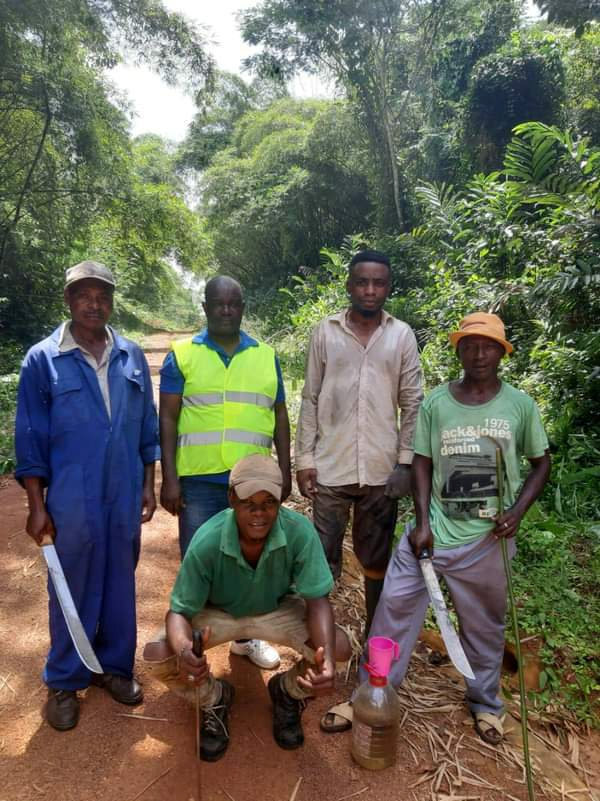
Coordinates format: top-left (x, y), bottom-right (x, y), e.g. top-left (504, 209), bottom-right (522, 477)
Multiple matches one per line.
top-left (240, 0), bottom-right (520, 232)
top-left (0, 1), bottom-right (213, 85)
top-left (462, 31), bottom-right (566, 171)
top-left (177, 71), bottom-right (288, 172)
top-left (78, 135), bottom-right (213, 315)
top-left (240, 0), bottom-right (419, 230)
top-left (0, 0), bottom-right (213, 340)
top-left (0, 36), bottom-right (131, 336)
top-left (412, 121), bottom-right (600, 434)
top-left (201, 98), bottom-right (372, 291)
top-left (534, 0), bottom-right (600, 35)
top-left (562, 28), bottom-right (600, 145)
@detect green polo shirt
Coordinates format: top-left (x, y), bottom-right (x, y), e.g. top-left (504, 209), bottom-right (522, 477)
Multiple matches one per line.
top-left (170, 506), bottom-right (334, 619)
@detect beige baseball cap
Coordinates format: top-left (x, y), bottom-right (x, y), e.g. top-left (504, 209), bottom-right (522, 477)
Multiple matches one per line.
top-left (229, 454), bottom-right (283, 501)
top-left (65, 261), bottom-right (116, 289)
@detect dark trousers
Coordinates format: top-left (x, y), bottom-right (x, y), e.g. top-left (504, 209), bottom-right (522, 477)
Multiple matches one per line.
top-left (178, 477), bottom-right (230, 558)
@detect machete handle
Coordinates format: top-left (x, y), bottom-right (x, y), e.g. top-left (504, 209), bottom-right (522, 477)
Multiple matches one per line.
top-left (417, 546), bottom-right (432, 560)
top-left (40, 533), bottom-right (54, 547)
top-left (192, 629), bottom-right (204, 659)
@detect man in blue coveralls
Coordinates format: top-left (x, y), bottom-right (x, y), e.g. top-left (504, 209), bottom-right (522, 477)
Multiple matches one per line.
top-left (15, 260), bottom-right (160, 731)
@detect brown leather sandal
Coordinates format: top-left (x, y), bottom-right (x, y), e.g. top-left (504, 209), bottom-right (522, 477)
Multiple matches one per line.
top-left (319, 701), bottom-right (353, 733)
top-left (474, 712), bottom-right (504, 745)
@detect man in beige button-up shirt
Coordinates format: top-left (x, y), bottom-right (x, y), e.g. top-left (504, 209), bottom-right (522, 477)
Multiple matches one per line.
top-left (295, 250), bottom-right (423, 637)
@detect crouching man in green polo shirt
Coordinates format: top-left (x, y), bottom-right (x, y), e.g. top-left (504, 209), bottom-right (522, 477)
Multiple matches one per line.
top-left (143, 453), bottom-right (351, 761)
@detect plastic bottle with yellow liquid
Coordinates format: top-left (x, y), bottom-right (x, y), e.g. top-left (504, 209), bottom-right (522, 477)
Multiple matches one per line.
top-left (351, 636), bottom-right (401, 770)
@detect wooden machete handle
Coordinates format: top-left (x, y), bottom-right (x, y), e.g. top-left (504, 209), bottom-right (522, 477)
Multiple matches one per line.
top-left (192, 629), bottom-right (203, 659)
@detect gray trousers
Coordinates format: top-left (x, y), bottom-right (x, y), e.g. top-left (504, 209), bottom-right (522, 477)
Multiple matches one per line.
top-left (360, 527), bottom-right (515, 716)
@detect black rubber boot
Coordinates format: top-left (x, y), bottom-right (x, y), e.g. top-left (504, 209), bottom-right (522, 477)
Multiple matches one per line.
top-left (364, 576), bottom-right (384, 641)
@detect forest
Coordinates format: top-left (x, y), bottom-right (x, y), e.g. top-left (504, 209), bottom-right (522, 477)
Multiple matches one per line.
top-left (0, 0), bottom-right (599, 723)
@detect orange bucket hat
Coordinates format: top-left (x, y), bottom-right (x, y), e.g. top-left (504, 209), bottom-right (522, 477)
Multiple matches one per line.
top-left (448, 312), bottom-right (513, 354)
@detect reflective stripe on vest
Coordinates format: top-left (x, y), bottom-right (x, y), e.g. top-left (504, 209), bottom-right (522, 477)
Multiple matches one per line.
top-left (182, 390), bottom-right (275, 409)
top-left (172, 338), bottom-right (278, 476)
top-left (177, 430), bottom-right (273, 448)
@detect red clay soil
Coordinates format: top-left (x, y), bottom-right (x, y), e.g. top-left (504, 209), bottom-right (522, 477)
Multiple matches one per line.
top-left (0, 332), bottom-right (597, 801)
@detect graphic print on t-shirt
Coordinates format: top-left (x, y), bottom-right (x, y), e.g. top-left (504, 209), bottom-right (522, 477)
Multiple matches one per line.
top-left (439, 418), bottom-right (511, 520)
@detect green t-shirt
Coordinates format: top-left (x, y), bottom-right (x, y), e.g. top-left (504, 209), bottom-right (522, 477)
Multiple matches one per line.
top-left (170, 506), bottom-right (334, 619)
top-left (413, 381), bottom-right (548, 549)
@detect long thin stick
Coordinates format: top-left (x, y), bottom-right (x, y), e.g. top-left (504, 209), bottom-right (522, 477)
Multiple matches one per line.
top-left (496, 447), bottom-right (535, 801)
top-left (116, 713), bottom-right (169, 722)
top-left (130, 766), bottom-right (171, 801)
top-left (289, 776), bottom-right (303, 801)
top-left (334, 787), bottom-right (369, 801)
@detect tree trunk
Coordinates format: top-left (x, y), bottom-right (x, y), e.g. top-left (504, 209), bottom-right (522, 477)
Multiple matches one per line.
top-left (0, 91), bottom-right (52, 270)
top-left (382, 100), bottom-right (404, 230)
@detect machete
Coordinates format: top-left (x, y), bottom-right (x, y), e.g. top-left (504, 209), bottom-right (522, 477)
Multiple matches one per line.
top-left (40, 534), bottom-right (103, 674)
top-left (418, 547), bottom-right (475, 680)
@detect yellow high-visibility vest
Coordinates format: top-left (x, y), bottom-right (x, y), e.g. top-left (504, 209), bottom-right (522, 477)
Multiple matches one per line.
top-left (172, 338), bottom-right (278, 476)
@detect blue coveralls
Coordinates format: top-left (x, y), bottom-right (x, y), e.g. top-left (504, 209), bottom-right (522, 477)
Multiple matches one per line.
top-left (15, 324), bottom-right (160, 690)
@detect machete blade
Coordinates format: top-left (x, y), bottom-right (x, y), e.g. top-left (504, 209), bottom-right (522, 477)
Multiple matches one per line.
top-left (419, 558), bottom-right (476, 681)
top-left (42, 544), bottom-right (103, 674)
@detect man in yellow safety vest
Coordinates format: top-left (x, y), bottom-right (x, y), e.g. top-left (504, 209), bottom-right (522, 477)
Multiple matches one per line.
top-left (159, 275), bottom-right (292, 670)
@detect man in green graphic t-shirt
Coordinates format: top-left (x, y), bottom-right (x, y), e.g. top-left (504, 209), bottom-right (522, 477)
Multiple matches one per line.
top-left (321, 312), bottom-right (550, 746)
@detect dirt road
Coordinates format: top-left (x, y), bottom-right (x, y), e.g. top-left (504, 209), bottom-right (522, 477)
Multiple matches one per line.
top-left (0, 332), bottom-right (597, 801)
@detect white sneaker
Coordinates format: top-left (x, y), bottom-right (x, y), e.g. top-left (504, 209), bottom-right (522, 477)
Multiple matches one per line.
top-left (230, 639), bottom-right (280, 669)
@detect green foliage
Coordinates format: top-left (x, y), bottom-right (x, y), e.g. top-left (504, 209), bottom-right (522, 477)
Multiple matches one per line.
top-left (240, 1), bottom-right (527, 230)
top-left (463, 31), bottom-right (566, 171)
top-left (512, 504), bottom-right (600, 723)
top-left (114, 288), bottom-right (197, 334)
top-left (408, 123), bottom-right (600, 442)
top-left (133, 134), bottom-right (185, 192)
top-left (74, 136), bottom-right (214, 304)
top-left (0, 0), bottom-right (213, 85)
top-left (201, 99), bottom-right (372, 294)
top-left (177, 71), bottom-right (288, 172)
top-left (0, 31), bottom-right (131, 339)
top-left (0, 0), bottom-right (211, 348)
top-left (272, 121), bottom-right (600, 720)
top-left (432, 1), bottom-right (519, 101)
top-left (0, 338), bottom-right (22, 473)
top-left (0, 372), bottom-right (18, 474)
top-left (271, 239), bottom-right (361, 378)
top-left (562, 28), bottom-right (600, 145)
top-left (534, 0), bottom-right (600, 36)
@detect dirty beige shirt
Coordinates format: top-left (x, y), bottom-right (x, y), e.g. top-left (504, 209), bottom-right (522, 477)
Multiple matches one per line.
top-left (295, 309), bottom-right (423, 487)
top-left (58, 322), bottom-right (114, 418)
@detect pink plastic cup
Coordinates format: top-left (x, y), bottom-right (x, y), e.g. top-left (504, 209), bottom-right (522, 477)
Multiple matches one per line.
top-left (368, 636), bottom-right (400, 677)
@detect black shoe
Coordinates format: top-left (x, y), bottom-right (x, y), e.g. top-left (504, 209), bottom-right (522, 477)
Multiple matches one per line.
top-left (267, 674), bottom-right (305, 749)
top-left (46, 689), bottom-right (79, 731)
top-left (90, 673), bottom-right (144, 705)
top-left (199, 680), bottom-right (235, 762)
